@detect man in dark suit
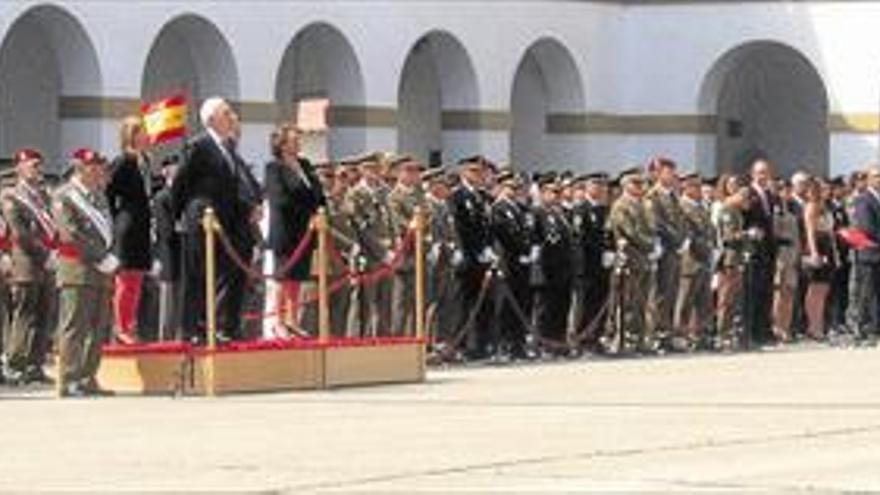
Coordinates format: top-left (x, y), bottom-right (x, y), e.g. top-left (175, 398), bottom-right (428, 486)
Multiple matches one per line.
top-left (849, 166), bottom-right (880, 341)
top-left (153, 156), bottom-right (182, 341)
top-left (448, 156), bottom-right (495, 359)
top-left (741, 156), bottom-right (778, 346)
top-left (171, 97), bottom-right (262, 342)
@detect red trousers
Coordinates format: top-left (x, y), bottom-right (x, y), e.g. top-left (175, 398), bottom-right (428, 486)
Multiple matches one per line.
top-left (276, 280), bottom-right (301, 329)
top-left (113, 270), bottom-right (144, 336)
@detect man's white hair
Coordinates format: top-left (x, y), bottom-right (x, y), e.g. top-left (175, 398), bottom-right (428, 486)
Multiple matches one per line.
top-left (200, 97), bottom-right (226, 129)
top-left (791, 171), bottom-right (811, 186)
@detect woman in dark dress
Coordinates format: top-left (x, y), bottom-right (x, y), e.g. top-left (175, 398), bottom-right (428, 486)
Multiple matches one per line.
top-left (802, 177), bottom-right (837, 341)
top-left (265, 123), bottom-right (325, 338)
top-left (106, 116), bottom-right (153, 344)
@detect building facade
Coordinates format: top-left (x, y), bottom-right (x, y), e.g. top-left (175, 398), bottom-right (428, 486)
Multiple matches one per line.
top-left (1, 0), bottom-right (878, 178)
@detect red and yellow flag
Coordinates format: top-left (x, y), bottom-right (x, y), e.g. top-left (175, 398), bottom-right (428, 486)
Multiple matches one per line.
top-left (141, 95), bottom-right (187, 144)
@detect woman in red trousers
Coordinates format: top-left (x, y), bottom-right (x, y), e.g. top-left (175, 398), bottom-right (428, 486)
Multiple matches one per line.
top-left (106, 116), bottom-right (154, 344)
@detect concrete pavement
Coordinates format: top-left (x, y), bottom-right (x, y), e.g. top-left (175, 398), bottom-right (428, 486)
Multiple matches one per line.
top-left (2, 344), bottom-right (880, 492)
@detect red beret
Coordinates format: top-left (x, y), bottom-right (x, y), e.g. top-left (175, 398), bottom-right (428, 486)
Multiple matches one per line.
top-left (13, 148), bottom-right (42, 164)
top-left (70, 148), bottom-right (100, 164)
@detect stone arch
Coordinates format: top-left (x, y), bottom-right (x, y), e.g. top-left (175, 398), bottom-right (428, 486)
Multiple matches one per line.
top-left (0, 4), bottom-right (103, 168)
top-left (275, 22), bottom-right (366, 159)
top-left (141, 13), bottom-right (240, 134)
top-left (397, 30), bottom-right (480, 166)
top-left (697, 40), bottom-right (829, 177)
top-left (510, 37), bottom-right (587, 171)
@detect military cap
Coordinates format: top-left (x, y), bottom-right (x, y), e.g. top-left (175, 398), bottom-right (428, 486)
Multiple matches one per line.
top-left (70, 147), bottom-right (104, 165)
top-left (702, 175), bottom-right (719, 187)
top-left (357, 151), bottom-right (385, 165)
top-left (457, 154), bottom-right (488, 167)
top-left (390, 154), bottom-right (424, 170)
top-left (422, 166), bottom-right (446, 182)
top-left (13, 148), bottom-right (43, 164)
top-left (582, 171), bottom-right (609, 183)
top-left (617, 167), bottom-right (643, 184)
top-left (313, 160), bottom-right (333, 171)
top-left (497, 170), bottom-right (523, 187)
top-left (681, 172), bottom-right (700, 182)
top-left (537, 173), bottom-right (561, 189)
top-left (830, 175), bottom-right (846, 187)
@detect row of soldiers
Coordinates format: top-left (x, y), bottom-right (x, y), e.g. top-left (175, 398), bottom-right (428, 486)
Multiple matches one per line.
top-left (307, 151), bottom-right (862, 362)
top-left (0, 148), bottom-right (118, 395)
top-left (301, 153), bottom-right (723, 360)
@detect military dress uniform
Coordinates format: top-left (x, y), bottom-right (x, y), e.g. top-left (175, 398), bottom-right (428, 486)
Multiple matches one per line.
top-left (344, 178), bottom-right (394, 337)
top-left (425, 190), bottom-right (459, 344)
top-left (447, 180), bottom-right (494, 357)
top-left (644, 183), bottom-right (687, 346)
top-left (534, 200), bottom-right (574, 349)
top-left (490, 190), bottom-right (533, 357)
top-left (604, 191), bottom-right (654, 351)
top-left (571, 192), bottom-right (612, 349)
top-left (54, 158), bottom-right (117, 395)
top-left (387, 180), bottom-right (428, 335)
top-left (2, 178), bottom-right (56, 383)
top-left (674, 194), bottom-right (715, 347)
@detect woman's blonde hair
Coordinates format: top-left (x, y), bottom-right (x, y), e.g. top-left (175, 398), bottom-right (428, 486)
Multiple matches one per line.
top-left (119, 115), bottom-right (144, 153)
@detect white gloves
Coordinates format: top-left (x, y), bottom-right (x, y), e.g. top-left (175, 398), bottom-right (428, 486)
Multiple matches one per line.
top-left (529, 245), bottom-right (541, 263)
top-left (451, 250), bottom-right (464, 267)
top-left (44, 252), bottom-right (57, 272)
top-left (649, 238), bottom-right (663, 261)
top-left (96, 254), bottom-right (120, 275)
top-left (678, 238), bottom-right (691, 255)
top-left (601, 251), bottom-right (616, 268)
top-left (711, 248), bottom-right (722, 267)
top-left (151, 260), bottom-right (163, 277)
top-left (428, 244), bottom-right (441, 264)
top-left (479, 247), bottom-right (498, 264)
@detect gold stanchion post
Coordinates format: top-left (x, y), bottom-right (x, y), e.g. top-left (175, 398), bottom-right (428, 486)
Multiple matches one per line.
top-left (316, 208), bottom-right (330, 343)
top-left (203, 207), bottom-right (218, 397)
top-left (414, 206), bottom-right (426, 340)
top-left (413, 206), bottom-right (427, 381)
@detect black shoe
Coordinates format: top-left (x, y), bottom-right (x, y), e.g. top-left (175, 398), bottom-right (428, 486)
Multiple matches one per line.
top-left (80, 379), bottom-right (115, 397)
top-left (25, 367), bottom-right (54, 385)
top-left (60, 382), bottom-right (87, 398)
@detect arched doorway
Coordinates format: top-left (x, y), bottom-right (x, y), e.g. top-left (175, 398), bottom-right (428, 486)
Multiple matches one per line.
top-left (0, 5), bottom-right (102, 170)
top-left (142, 14), bottom-right (239, 134)
top-left (397, 31), bottom-right (480, 166)
top-left (275, 22), bottom-right (366, 159)
top-left (510, 37), bottom-right (586, 172)
top-left (698, 41), bottom-right (829, 178)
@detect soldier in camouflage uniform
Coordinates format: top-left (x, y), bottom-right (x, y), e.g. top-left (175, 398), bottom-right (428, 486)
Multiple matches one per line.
top-left (603, 168), bottom-right (654, 353)
top-left (715, 176), bottom-right (752, 350)
top-left (2, 149), bottom-right (56, 385)
top-left (387, 156), bottom-right (428, 336)
top-left (344, 152), bottom-right (395, 337)
top-left (643, 157), bottom-right (687, 350)
top-left (54, 149), bottom-right (117, 397)
top-left (424, 168), bottom-right (459, 346)
top-left (674, 173), bottom-right (715, 350)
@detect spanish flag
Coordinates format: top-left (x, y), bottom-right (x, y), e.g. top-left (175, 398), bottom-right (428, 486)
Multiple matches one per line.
top-left (141, 95), bottom-right (187, 144)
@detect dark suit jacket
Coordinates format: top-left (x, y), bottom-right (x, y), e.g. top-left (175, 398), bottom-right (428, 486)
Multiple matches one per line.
top-left (852, 190), bottom-right (880, 264)
top-left (535, 205), bottom-right (573, 287)
top-left (265, 158), bottom-right (325, 280)
top-left (152, 186), bottom-right (181, 282)
top-left (171, 133), bottom-right (261, 254)
top-left (448, 185), bottom-right (493, 269)
top-left (742, 184), bottom-right (777, 262)
top-left (490, 198), bottom-right (530, 278)
top-left (107, 153), bottom-right (152, 270)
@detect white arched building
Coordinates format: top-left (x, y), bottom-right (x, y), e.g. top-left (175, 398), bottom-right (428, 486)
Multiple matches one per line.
top-left (1, 0), bottom-right (878, 178)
